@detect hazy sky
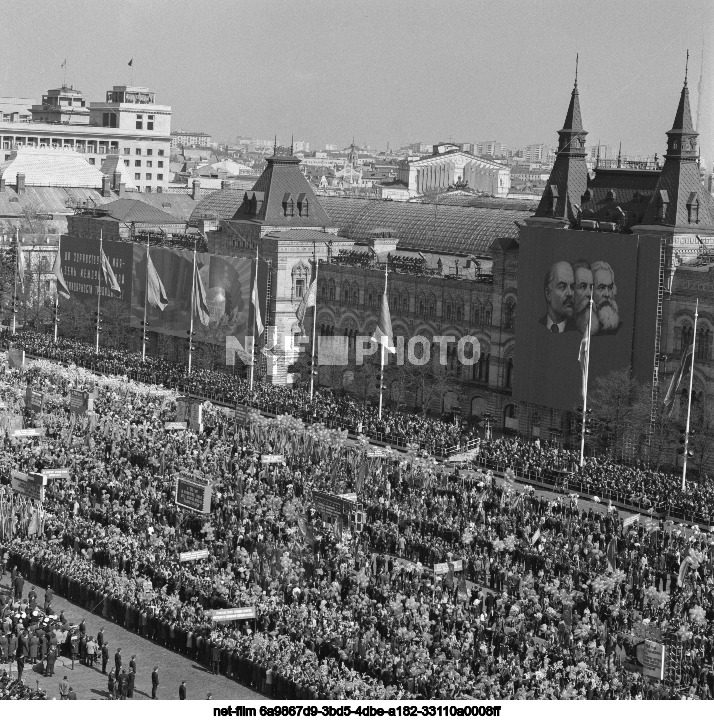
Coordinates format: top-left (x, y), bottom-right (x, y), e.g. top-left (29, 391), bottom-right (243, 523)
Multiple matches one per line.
top-left (1, 0), bottom-right (712, 155)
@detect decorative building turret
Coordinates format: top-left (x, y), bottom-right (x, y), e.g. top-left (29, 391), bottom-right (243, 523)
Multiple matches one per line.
top-left (534, 59), bottom-right (589, 224)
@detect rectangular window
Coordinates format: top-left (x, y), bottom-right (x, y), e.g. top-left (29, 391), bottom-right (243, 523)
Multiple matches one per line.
top-left (158, 161), bottom-right (163, 168)
top-left (135, 173), bottom-right (141, 180)
top-left (88, 158), bottom-right (95, 165)
top-left (146, 160), bottom-right (152, 168)
top-left (146, 149), bottom-right (153, 156)
top-left (135, 160), bottom-right (141, 167)
top-left (102, 113), bottom-right (110, 127)
top-left (146, 173), bottom-right (152, 180)
top-left (147, 120), bottom-right (154, 130)
top-left (158, 149), bottom-right (165, 156)
top-left (295, 279), bottom-right (305, 298)
top-left (124, 160), bottom-right (130, 167)
top-left (124, 147), bottom-right (131, 155)
top-left (136, 120), bottom-right (143, 130)
top-left (157, 174), bottom-right (163, 180)
top-left (136, 148), bottom-right (142, 155)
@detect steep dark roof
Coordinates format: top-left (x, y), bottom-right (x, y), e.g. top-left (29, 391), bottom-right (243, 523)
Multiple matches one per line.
top-left (581, 168), bottom-right (659, 227)
top-left (232, 155), bottom-right (332, 227)
top-left (321, 196), bottom-right (527, 256)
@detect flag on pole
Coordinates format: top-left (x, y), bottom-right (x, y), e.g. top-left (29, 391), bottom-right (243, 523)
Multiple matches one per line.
top-left (193, 269), bottom-right (210, 325)
top-left (530, 528), bottom-right (541, 546)
top-left (100, 250), bottom-right (121, 292)
top-left (146, 251), bottom-right (168, 310)
top-left (371, 285), bottom-right (395, 353)
top-left (664, 344), bottom-right (694, 415)
top-left (578, 333), bottom-right (590, 400)
top-left (252, 264), bottom-right (263, 336)
top-left (606, 537), bottom-right (617, 572)
top-left (296, 278), bottom-right (316, 329)
top-left (16, 236), bottom-right (26, 294)
top-left (53, 240), bottom-right (70, 299)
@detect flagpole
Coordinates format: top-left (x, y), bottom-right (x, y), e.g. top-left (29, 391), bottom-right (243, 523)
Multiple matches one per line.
top-left (95, 230), bottom-right (103, 355)
top-left (142, 235), bottom-right (150, 363)
top-left (580, 296), bottom-right (593, 467)
top-left (378, 262), bottom-right (388, 420)
top-left (309, 242), bottom-right (319, 401)
top-left (12, 229), bottom-right (19, 335)
top-left (188, 236), bottom-right (197, 375)
top-left (682, 298), bottom-right (699, 491)
top-left (53, 294), bottom-right (59, 343)
top-left (249, 245), bottom-right (258, 393)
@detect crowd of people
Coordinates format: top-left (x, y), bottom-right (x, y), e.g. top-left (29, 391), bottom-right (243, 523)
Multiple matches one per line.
top-left (0, 351), bottom-right (713, 700)
top-left (6, 330), bottom-right (714, 524)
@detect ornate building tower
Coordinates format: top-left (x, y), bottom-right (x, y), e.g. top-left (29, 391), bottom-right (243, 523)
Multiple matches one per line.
top-left (533, 64), bottom-right (589, 225)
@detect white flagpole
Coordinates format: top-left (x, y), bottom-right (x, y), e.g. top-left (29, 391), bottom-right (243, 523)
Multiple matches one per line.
top-left (53, 293), bottom-right (59, 343)
top-left (682, 298), bottom-right (699, 491)
top-left (309, 243), bottom-right (319, 401)
top-left (142, 235), bottom-right (150, 363)
top-left (580, 296), bottom-right (593, 467)
top-left (249, 244), bottom-right (259, 392)
top-left (188, 236), bottom-right (197, 375)
top-left (12, 229), bottom-right (19, 336)
top-left (378, 261), bottom-right (388, 420)
top-left (95, 230), bottom-right (103, 354)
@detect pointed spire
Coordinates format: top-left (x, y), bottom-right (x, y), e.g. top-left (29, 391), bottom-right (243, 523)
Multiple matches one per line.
top-left (671, 73), bottom-right (695, 133)
top-left (617, 141), bottom-right (622, 168)
top-left (273, 134), bottom-right (277, 156)
top-left (290, 134), bottom-right (294, 156)
top-left (562, 57), bottom-right (583, 132)
top-left (685, 49), bottom-right (689, 86)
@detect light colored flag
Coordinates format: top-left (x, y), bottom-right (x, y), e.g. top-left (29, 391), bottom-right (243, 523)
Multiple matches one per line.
top-left (146, 251), bottom-right (168, 310)
top-left (53, 241), bottom-right (70, 299)
top-left (17, 236), bottom-right (26, 294)
top-left (193, 269), bottom-right (210, 325)
top-left (578, 333), bottom-right (590, 401)
top-left (530, 528), bottom-right (541, 546)
top-left (252, 264), bottom-right (263, 336)
top-left (606, 537), bottom-right (617, 572)
top-left (296, 278), bottom-right (317, 329)
top-left (101, 250), bottom-right (121, 292)
top-left (371, 286), bottom-right (395, 353)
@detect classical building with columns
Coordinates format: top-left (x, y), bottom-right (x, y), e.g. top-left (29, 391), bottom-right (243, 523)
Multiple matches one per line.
top-left (397, 142), bottom-right (511, 198)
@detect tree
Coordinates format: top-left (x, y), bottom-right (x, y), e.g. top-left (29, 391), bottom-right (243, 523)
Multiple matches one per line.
top-left (58, 296), bottom-right (93, 342)
top-left (588, 367), bottom-right (639, 461)
top-left (630, 382), bottom-right (679, 471)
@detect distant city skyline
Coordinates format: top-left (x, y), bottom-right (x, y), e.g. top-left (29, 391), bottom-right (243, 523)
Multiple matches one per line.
top-left (1, 0), bottom-right (711, 157)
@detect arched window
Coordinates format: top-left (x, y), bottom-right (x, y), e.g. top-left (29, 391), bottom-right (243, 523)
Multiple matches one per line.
top-left (318, 282), bottom-right (327, 301)
top-left (472, 301), bottom-right (482, 326)
top-left (445, 302), bottom-right (452, 320)
top-left (681, 322), bottom-right (693, 353)
top-left (484, 303), bottom-right (492, 327)
top-left (352, 283), bottom-right (360, 305)
top-left (428, 294), bottom-right (436, 318)
top-left (697, 327), bottom-right (711, 361)
top-left (504, 299), bottom-right (516, 330)
top-left (505, 357), bottom-right (514, 388)
top-left (328, 279), bottom-right (336, 302)
top-left (418, 296), bottom-right (425, 316)
top-left (402, 293), bottom-right (410, 313)
top-left (343, 285), bottom-right (350, 303)
top-left (455, 302), bottom-right (463, 321)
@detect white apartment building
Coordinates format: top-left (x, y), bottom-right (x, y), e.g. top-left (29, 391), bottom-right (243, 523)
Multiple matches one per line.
top-left (0, 84), bottom-right (172, 193)
top-left (171, 130), bottom-right (212, 149)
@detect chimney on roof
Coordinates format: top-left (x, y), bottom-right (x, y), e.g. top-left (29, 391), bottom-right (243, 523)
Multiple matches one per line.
top-left (191, 178), bottom-right (201, 200)
top-left (112, 171), bottom-right (122, 190)
top-left (101, 174), bottom-right (111, 198)
top-left (118, 182), bottom-right (126, 197)
top-left (0, 177), bottom-right (5, 193)
top-left (16, 173), bottom-right (25, 194)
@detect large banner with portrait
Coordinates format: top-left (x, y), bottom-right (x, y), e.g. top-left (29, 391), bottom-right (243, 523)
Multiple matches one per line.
top-left (513, 227), bottom-right (662, 411)
top-left (128, 245), bottom-right (258, 344)
top-left (60, 236), bottom-right (264, 346)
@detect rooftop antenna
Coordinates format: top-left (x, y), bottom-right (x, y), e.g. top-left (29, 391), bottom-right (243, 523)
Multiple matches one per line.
top-left (273, 135), bottom-right (277, 156)
top-left (596, 139), bottom-right (601, 168)
top-left (290, 134), bottom-right (294, 155)
top-left (617, 141), bottom-right (622, 168)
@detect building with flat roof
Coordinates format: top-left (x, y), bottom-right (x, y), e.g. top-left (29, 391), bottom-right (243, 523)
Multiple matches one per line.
top-left (0, 84), bottom-right (171, 194)
top-left (171, 130), bottom-right (212, 149)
